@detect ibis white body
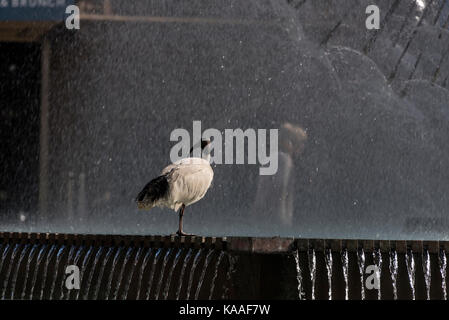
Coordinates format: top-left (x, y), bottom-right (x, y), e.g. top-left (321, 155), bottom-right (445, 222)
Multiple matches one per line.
top-left (158, 157), bottom-right (214, 211)
top-left (137, 157), bottom-right (213, 211)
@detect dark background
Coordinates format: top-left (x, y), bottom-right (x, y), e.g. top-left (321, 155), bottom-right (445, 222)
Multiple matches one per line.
top-left (0, 43), bottom-right (40, 220)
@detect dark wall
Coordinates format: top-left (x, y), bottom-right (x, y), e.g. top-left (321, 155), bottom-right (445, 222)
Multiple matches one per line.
top-left (0, 42), bottom-right (41, 220)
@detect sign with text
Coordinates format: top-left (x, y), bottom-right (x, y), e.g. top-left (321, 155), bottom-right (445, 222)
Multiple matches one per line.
top-left (0, 0), bottom-right (74, 21)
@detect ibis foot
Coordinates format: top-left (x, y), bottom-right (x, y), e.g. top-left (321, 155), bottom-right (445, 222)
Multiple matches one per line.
top-left (176, 230), bottom-right (195, 237)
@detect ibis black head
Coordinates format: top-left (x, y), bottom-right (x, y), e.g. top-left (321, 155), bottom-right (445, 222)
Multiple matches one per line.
top-left (201, 139), bottom-right (211, 149)
top-left (189, 139), bottom-right (211, 156)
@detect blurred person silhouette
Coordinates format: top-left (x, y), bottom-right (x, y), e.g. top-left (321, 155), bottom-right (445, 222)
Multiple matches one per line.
top-left (251, 122), bottom-right (307, 232)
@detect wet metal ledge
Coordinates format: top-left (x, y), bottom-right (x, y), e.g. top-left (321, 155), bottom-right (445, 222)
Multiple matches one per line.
top-left (0, 232), bottom-right (447, 254)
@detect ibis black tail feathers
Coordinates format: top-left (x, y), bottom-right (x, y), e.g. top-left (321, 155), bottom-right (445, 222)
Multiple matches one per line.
top-left (136, 175), bottom-right (169, 210)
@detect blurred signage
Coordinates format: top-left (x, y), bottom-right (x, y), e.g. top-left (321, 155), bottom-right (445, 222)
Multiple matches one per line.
top-left (0, 0), bottom-right (74, 21)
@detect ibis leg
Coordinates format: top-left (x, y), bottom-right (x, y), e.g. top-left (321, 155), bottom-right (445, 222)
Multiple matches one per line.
top-left (176, 204), bottom-right (190, 236)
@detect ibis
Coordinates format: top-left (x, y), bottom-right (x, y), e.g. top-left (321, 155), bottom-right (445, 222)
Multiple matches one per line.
top-left (136, 140), bottom-right (213, 236)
